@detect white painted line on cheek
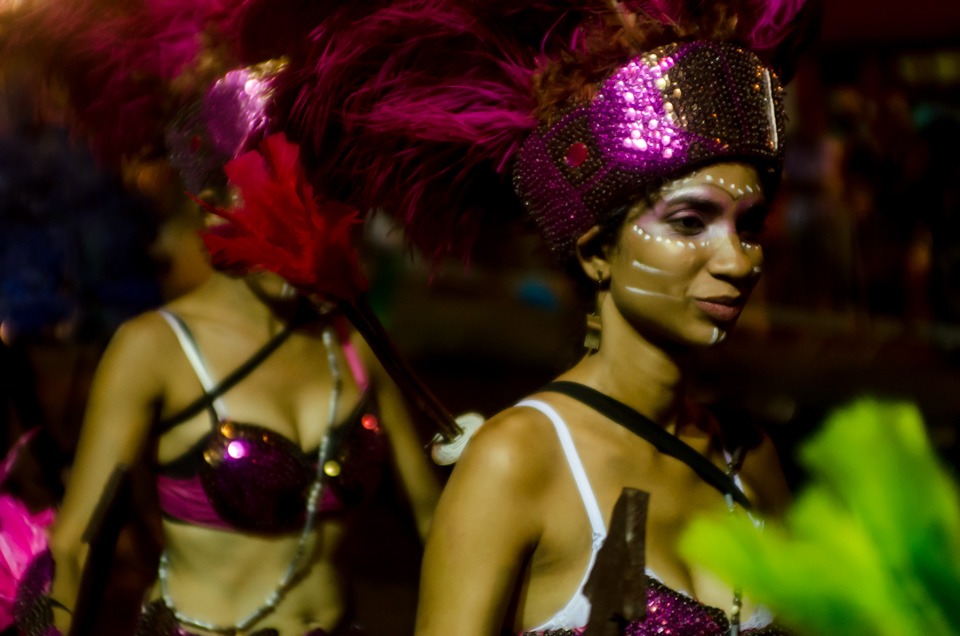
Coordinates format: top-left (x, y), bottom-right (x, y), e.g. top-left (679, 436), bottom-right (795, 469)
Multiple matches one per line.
top-left (625, 286), bottom-right (678, 300)
top-left (631, 260), bottom-right (669, 275)
top-left (709, 328), bottom-right (727, 345)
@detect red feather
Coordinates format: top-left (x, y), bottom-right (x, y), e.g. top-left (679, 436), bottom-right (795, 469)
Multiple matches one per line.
top-left (199, 133), bottom-right (367, 302)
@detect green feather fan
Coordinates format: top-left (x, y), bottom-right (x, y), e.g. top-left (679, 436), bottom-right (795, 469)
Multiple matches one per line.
top-left (680, 398), bottom-right (960, 636)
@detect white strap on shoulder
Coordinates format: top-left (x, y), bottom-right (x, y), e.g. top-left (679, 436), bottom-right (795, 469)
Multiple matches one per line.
top-left (516, 399), bottom-right (607, 541)
top-left (157, 310), bottom-right (228, 419)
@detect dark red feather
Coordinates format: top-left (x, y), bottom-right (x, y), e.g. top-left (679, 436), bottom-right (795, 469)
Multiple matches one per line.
top-left (199, 133), bottom-right (367, 302)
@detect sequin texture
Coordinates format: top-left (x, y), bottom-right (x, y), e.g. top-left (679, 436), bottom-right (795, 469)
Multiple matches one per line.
top-left (165, 60), bottom-right (283, 193)
top-left (514, 41), bottom-right (787, 259)
top-left (519, 579), bottom-right (792, 636)
top-left (199, 419), bottom-right (318, 533)
top-left (195, 411), bottom-right (388, 534)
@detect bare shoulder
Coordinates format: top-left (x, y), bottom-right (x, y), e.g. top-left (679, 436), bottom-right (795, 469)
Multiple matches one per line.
top-left (428, 403), bottom-right (565, 559)
top-left (453, 404), bottom-right (563, 498)
top-left (104, 310), bottom-right (178, 361)
top-left (91, 310), bottom-right (182, 395)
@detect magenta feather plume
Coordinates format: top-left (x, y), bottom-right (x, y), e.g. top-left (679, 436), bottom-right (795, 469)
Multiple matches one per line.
top-left (0, 430), bottom-right (55, 631)
top-left (624, 0), bottom-right (811, 57)
top-left (1, 0), bottom-right (240, 162)
top-left (746, 0), bottom-right (810, 50)
top-left (271, 0), bottom-right (555, 260)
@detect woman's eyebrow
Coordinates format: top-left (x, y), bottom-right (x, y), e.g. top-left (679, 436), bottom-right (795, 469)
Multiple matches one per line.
top-left (738, 198), bottom-right (770, 217)
top-left (657, 193), bottom-right (727, 214)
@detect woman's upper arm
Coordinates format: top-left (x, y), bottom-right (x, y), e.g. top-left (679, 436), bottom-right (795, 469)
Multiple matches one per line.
top-left (415, 412), bottom-right (549, 636)
top-left (352, 334), bottom-right (441, 540)
top-left (51, 314), bottom-right (166, 548)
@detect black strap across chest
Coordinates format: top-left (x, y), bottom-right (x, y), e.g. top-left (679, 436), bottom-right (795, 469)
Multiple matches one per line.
top-left (541, 381), bottom-right (752, 510)
top-left (155, 306), bottom-right (313, 435)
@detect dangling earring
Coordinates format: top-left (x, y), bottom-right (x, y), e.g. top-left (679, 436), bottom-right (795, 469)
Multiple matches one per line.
top-left (584, 271), bottom-right (604, 353)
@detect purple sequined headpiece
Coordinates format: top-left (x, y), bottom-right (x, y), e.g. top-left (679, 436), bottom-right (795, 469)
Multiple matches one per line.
top-left (514, 41), bottom-right (786, 257)
top-left (166, 60), bottom-right (284, 193)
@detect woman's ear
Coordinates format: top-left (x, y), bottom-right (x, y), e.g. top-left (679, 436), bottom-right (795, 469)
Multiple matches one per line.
top-left (576, 225), bottom-right (610, 283)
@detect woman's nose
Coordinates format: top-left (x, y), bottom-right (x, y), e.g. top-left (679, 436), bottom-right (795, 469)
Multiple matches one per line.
top-left (707, 234), bottom-right (760, 280)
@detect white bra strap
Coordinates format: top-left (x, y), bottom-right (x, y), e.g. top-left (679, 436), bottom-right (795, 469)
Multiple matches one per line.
top-left (158, 310), bottom-right (228, 419)
top-left (517, 399), bottom-right (607, 540)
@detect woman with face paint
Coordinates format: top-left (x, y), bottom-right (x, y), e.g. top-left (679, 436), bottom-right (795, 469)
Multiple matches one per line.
top-left (593, 163), bottom-right (769, 351)
top-left (404, 3), bottom-right (812, 635)
top-left (418, 165), bottom-right (791, 634)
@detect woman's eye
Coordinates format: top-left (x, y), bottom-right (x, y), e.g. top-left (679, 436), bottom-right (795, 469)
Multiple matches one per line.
top-left (738, 211), bottom-right (768, 243)
top-left (739, 227), bottom-right (765, 244)
top-left (667, 215), bottom-right (705, 234)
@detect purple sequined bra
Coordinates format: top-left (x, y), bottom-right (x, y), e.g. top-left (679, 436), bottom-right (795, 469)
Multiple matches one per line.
top-left (154, 311), bottom-right (389, 534)
top-left (520, 577), bottom-right (789, 636)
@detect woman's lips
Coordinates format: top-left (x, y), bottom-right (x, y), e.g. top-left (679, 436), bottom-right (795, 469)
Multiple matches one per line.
top-left (694, 298), bottom-right (743, 322)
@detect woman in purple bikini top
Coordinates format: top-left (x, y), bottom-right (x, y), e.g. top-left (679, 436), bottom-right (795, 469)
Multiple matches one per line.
top-left (27, 269), bottom-right (439, 636)
top-left (153, 310), bottom-right (388, 535)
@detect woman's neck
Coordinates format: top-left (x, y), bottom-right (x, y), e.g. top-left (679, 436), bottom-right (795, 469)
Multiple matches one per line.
top-left (186, 271), bottom-right (301, 335)
top-left (562, 306), bottom-right (688, 433)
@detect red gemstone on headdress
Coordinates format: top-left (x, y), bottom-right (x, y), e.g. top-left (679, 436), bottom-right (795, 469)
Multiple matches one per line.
top-left (565, 142), bottom-right (588, 167)
top-left (362, 414), bottom-right (379, 431)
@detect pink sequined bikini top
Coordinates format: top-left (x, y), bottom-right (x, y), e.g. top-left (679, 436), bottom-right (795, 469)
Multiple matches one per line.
top-left (153, 310), bottom-right (389, 535)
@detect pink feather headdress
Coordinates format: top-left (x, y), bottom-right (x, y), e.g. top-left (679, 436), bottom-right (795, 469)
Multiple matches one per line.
top-left (259, 0), bottom-right (816, 261)
top-left (265, 0), bottom-right (578, 260)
